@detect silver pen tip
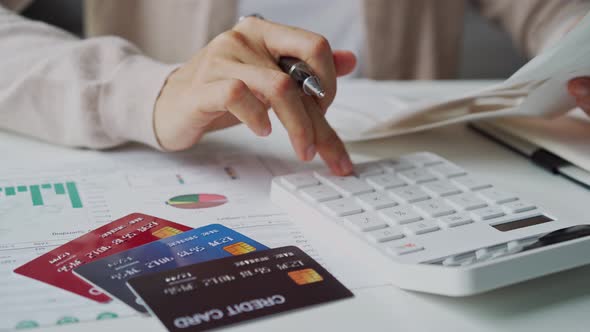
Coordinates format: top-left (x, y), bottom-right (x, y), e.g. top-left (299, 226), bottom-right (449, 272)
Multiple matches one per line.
top-left (303, 76), bottom-right (326, 98)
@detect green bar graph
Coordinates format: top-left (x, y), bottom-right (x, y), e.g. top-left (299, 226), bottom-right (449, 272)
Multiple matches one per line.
top-left (54, 183), bottom-right (65, 195)
top-left (1, 182), bottom-right (82, 208)
top-left (5, 187), bottom-right (15, 196)
top-left (29, 185), bottom-right (44, 206)
top-left (66, 182), bottom-right (82, 208)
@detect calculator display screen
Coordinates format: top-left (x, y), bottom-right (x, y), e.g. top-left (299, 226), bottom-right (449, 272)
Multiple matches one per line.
top-left (492, 215), bottom-right (554, 232)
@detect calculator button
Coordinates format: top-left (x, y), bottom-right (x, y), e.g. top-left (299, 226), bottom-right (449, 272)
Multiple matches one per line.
top-left (403, 220), bottom-right (440, 236)
top-left (365, 173), bottom-right (406, 190)
top-left (437, 213), bottom-right (473, 228)
top-left (447, 193), bottom-right (488, 211)
top-left (365, 226), bottom-right (405, 243)
top-left (422, 180), bottom-right (461, 197)
top-left (379, 206), bottom-right (423, 225)
top-left (488, 247), bottom-right (510, 259)
top-left (314, 172), bottom-right (374, 196)
top-left (386, 242), bottom-right (424, 256)
top-left (379, 159), bottom-right (415, 172)
top-left (451, 176), bottom-right (492, 191)
top-left (506, 240), bottom-right (526, 254)
top-left (442, 252), bottom-right (476, 266)
top-left (389, 185), bottom-right (430, 203)
top-left (398, 169), bottom-right (437, 184)
top-left (474, 244), bottom-right (506, 261)
top-left (513, 236), bottom-right (540, 248)
top-left (429, 163), bottom-right (467, 178)
top-left (503, 200), bottom-right (536, 213)
top-left (322, 198), bottom-right (364, 217)
top-left (414, 199), bottom-right (456, 218)
top-left (353, 162), bottom-right (384, 178)
top-left (400, 152), bottom-right (445, 166)
top-left (475, 248), bottom-right (492, 261)
top-left (356, 192), bottom-right (398, 210)
top-left (300, 185), bottom-right (341, 203)
top-left (478, 188), bottom-right (518, 204)
top-left (471, 206), bottom-right (505, 221)
top-left (343, 213), bottom-right (388, 232)
top-left (280, 173), bottom-right (320, 190)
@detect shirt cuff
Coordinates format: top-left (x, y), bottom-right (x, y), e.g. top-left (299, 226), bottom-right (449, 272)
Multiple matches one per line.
top-left (100, 55), bottom-right (179, 150)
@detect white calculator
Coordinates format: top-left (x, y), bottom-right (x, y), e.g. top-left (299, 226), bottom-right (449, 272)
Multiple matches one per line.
top-left (270, 152), bottom-right (590, 296)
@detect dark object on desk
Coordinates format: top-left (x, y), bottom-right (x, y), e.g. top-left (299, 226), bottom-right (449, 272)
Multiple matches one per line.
top-left (469, 121), bottom-right (590, 189)
top-left (74, 224), bottom-right (269, 313)
top-left (524, 225), bottom-right (590, 251)
top-left (128, 246), bottom-right (353, 332)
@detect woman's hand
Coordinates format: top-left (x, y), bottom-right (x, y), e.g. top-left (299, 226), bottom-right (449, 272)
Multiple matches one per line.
top-left (568, 78), bottom-right (590, 115)
top-left (153, 17), bottom-right (357, 175)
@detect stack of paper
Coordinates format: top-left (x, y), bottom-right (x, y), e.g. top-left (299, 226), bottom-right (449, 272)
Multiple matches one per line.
top-left (328, 13), bottom-right (590, 142)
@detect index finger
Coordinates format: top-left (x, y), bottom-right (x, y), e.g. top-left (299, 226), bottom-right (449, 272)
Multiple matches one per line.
top-left (234, 17), bottom-right (337, 111)
top-left (301, 96), bottom-right (353, 176)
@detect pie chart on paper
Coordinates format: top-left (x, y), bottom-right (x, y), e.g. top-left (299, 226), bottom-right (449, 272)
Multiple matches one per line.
top-left (166, 194), bottom-right (228, 209)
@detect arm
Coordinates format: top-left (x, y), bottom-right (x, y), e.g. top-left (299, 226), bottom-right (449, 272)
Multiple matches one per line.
top-left (0, 6), bottom-right (355, 175)
top-left (476, 0), bottom-right (590, 117)
top-left (0, 4), bottom-right (176, 149)
top-left (474, 0), bottom-right (590, 57)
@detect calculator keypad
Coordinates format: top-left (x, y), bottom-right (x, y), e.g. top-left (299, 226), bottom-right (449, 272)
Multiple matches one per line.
top-left (356, 191), bottom-right (398, 210)
top-left (281, 152), bottom-right (545, 260)
top-left (365, 226), bottom-right (405, 243)
top-left (344, 213), bottom-right (388, 232)
top-left (379, 206), bottom-right (423, 225)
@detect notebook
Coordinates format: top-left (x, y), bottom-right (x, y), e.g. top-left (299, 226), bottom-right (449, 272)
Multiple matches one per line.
top-left (470, 109), bottom-right (590, 188)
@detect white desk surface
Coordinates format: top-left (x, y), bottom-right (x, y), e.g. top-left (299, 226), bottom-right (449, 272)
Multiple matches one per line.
top-left (2, 80), bottom-right (590, 332)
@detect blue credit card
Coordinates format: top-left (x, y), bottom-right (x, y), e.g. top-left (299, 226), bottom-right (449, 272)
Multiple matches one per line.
top-left (73, 224), bottom-right (268, 313)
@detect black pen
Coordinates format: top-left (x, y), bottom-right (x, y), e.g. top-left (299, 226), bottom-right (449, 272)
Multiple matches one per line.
top-left (278, 56), bottom-right (326, 98)
top-left (238, 14), bottom-right (326, 99)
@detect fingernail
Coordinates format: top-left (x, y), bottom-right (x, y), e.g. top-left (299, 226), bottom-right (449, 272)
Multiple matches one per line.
top-left (570, 79), bottom-right (590, 97)
top-left (305, 144), bottom-right (316, 161)
top-left (260, 126), bottom-right (272, 136)
top-left (339, 155), bottom-right (353, 175)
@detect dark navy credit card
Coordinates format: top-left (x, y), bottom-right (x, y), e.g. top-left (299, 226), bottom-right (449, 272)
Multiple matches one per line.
top-left (127, 246), bottom-right (353, 331)
top-left (74, 224), bottom-right (268, 313)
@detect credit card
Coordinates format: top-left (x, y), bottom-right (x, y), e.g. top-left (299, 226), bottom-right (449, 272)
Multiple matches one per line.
top-left (74, 224), bottom-right (268, 313)
top-left (127, 246), bottom-right (353, 331)
top-left (14, 213), bottom-right (192, 302)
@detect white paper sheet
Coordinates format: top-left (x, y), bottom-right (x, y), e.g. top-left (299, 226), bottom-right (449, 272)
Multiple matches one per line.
top-left (328, 13), bottom-right (590, 142)
top-left (0, 149), bottom-right (389, 330)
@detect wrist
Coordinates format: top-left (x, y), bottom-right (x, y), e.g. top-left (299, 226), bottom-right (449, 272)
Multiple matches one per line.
top-left (99, 55), bottom-right (179, 150)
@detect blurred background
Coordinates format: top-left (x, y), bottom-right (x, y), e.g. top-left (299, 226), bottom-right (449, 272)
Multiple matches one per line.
top-left (22, 0), bottom-right (527, 80)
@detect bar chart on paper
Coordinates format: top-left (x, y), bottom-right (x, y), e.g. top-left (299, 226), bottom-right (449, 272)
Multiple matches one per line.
top-left (0, 173), bottom-right (114, 247)
top-left (0, 172), bottom-right (134, 331)
top-left (0, 181), bottom-right (83, 208)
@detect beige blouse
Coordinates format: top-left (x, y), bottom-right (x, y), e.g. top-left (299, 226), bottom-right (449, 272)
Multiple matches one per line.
top-left (0, 0), bottom-right (588, 149)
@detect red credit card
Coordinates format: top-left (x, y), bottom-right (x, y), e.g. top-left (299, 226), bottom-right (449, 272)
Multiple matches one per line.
top-left (14, 213), bottom-right (192, 303)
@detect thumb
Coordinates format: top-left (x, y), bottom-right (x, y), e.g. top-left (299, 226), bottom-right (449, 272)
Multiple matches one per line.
top-left (333, 50), bottom-right (357, 77)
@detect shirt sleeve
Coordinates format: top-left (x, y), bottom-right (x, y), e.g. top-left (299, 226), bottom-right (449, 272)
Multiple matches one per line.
top-left (474, 0), bottom-right (590, 58)
top-left (0, 4), bottom-right (177, 149)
